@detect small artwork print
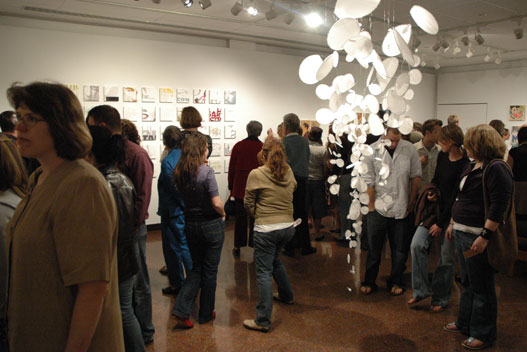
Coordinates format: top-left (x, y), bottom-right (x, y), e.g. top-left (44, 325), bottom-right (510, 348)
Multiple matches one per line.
top-left (198, 124), bottom-right (209, 135)
top-left (176, 89), bottom-right (191, 104)
top-left (512, 126), bottom-right (519, 147)
top-left (123, 87), bottom-right (138, 102)
top-left (193, 89), bottom-right (207, 104)
top-left (224, 159), bottom-right (230, 173)
top-left (224, 90), bottom-right (236, 105)
top-left (224, 108), bottom-right (236, 122)
top-left (66, 84), bottom-right (81, 98)
top-left (142, 87), bottom-right (156, 103)
top-left (159, 88), bottom-right (174, 103)
top-left (160, 106), bottom-right (177, 122)
top-left (83, 85), bottom-right (100, 102)
top-left (209, 159), bottom-right (222, 174)
top-left (224, 142), bottom-right (234, 156)
top-left (104, 86), bottom-right (120, 102)
top-left (142, 106), bottom-right (156, 122)
top-left (209, 90), bottom-right (223, 104)
top-left (210, 126), bottom-right (222, 139)
top-left (144, 143), bottom-right (158, 160)
top-left (211, 143), bottom-right (221, 157)
top-left (142, 126), bottom-right (157, 141)
top-left (177, 107), bottom-right (184, 122)
top-left (224, 125), bottom-right (236, 139)
top-left (509, 105), bottom-right (525, 121)
top-left (209, 108), bottom-right (223, 122)
top-left (123, 105), bottom-right (141, 122)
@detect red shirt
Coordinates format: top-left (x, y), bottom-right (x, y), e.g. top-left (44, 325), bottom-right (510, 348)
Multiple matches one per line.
top-left (228, 137), bottom-right (263, 199)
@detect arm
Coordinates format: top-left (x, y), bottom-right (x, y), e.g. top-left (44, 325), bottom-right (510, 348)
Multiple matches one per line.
top-left (244, 171), bottom-right (257, 218)
top-left (367, 186), bottom-right (376, 212)
top-left (211, 195), bottom-right (226, 220)
top-left (407, 177), bottom-right (421, 213)
top-left (64, 281), bottom-right (108, 352)
top-left (408, 146), bottom-right (422, 213)
top-left (507, 154), bottom-right (514, 170)
top-left (129, 151), bottom-right (153, 224)
top-left (228, 145), bottom-right (238, 191)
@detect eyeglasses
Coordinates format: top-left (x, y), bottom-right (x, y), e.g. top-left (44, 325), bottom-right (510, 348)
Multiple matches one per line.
top-left (17, 113), bottom-right (45, 129)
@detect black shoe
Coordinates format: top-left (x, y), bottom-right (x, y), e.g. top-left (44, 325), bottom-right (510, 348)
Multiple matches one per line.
top-left (159, 266), bottom-right (168, 276)
top-left (144, 337), bottom-right (154, 346)
top-left (162, 286), bottom-right (180, 295)
top-left (301, 247), bottom-right (317, 255)
top-left (283, 248), bottom-right (295, 257)
top-left (315, 235), bottom-right (324, 241)
top-left (232, 247), bottom-right (240, 257)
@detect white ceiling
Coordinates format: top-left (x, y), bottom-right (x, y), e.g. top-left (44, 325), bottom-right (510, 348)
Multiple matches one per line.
top-left (1, 0), bottom-right (527, 67)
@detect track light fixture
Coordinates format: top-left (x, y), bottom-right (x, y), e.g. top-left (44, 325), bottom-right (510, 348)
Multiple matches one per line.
top-left (484, 47), bottom-right (492, 62)
top-left (440, 38), bottom-right (450, 52)
top-left (305, 10), bottom-right (323, 28)
top-left (475, 29), bottom-right (485, 45)
top-left (265, 8), bottom-right (278, 20)
top-left (461, 30), bottom-right (470, 46)
top-left (152, 0), bottom-right (161, 4)
top-left (231, 1), bottom-right (243, 15)
top-left (432, 40), bottom-right (441, 52)
top-left (247, 0), bottom-right (258, 16)
top-left (495, 51), bottom-right (503, 64)
top-left (199, 0), bottom-right (211, 10)
top-left (284, 12), bottom-right (295, 25)
top-left (453, 41), bottom-right (461, 55)
top-left (412, 36), bottom-right (421, 51)
top-left (513, 18), bottom-right (524, 39)
top-left (466, 43), bottom-right (474, 58)
top-left (181, 0), bottom-right (192, 7)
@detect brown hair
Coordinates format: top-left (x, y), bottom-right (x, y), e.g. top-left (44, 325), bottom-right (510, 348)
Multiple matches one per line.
top-left (162, 125), bottom-right (182, 149)
top-left (257, 136), bottom-right (289, 181)
top-left (489, 119), bottom-right (505, 136)
top-left (464, 124), bottom-right (506, 161)
top-left (88, 105), bottom-right (121, 133)
top-left (0, 133), bottom-right (28, 197)
top-left (180, 106), bottom-right (202, 129)
top-left (173, 133), bottom-right (208, 193)
top-left (438, 124), bottom-right (464, 147)
top-left (121, 119), bottom-right (140, 145)
top-left (422, 119), bottom-right (442, 135)
top-left (7, 82), bottom-right (92, 160)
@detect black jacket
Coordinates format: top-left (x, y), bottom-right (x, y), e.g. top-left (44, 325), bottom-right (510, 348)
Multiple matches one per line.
top-left (101, 166), bottom-right (139, 282)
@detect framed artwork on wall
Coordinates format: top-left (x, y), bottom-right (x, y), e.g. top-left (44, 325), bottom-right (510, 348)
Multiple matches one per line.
top-left (142, 87), bottom-right (156, 103)
top-left (211, 142), bottom-right (221, 157)
top-left (224, 159), bottom-right (230, 173)
top-left (160, 106), bottom-right (176, 122)
top-left (159, 87), bottom-right (174, 103)
top-left (142, 106), bottom-right (156, 122)
top-left (66, 84), bottom-right (81, 98)
top-left (209, 90), bottom-right (223, 104)
top-left (142, 126), bottom-right (157, 141)
top-left (224, 108), bottom-right (236, 122)
top-left (209, 159), bottom-right (222, 174)
top-left (224, 142), bottom-right (234, 156)
top-left (224, 90), bottom-right (236, 105)
top-left (83, 85), bottom-right (100, 102)
top-left (512, 126), bottom-right (519, 147)
top-left (123, 105), bottom-right (141, 122)
top-left (509, 105), bottom-right (525, 121)
top-left (176, 89), bottom-right (191, 104)
top-left (224, 125), bottom-right (236, 139)
top-left (193, 89), bottom-right (207, 104)
top-left (144, 143), bottom-right (158, 160)
top-left (123, 87), bottom-right (138, 102)
top-left (210, 126), bottom-right (222, 139)
top-left (198, 124), bottom-right (209, 135)
top-left (104, 86), bottom-right (120, 102)
top-left (209, 108), bottom-right (223, 122)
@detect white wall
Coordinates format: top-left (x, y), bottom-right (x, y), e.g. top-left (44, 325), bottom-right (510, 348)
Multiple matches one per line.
top-left (0, 16), bottom-right (437, 225)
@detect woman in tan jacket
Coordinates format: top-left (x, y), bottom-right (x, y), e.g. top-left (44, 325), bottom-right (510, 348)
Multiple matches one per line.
top-left (242, 136), bottom-right (297, 333)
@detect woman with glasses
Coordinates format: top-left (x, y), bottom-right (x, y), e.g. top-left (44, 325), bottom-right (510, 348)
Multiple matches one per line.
top-left (5, 82), bottom-right (124, 351)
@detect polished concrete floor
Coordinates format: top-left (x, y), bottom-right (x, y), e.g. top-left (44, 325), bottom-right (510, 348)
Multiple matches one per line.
top-left (145, 219), bottom-right (527, 352)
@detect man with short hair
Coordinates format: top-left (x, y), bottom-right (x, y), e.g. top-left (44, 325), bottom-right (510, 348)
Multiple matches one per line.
top-left (414, 119), bottom-right (442, 186)
top-left (87, 104), bottom-right (155, 345)
top-left (361, 127), bottom-right (422, 296)
top-left (282, 113), bottom-right (316, 256)
top-left (447, 115), bottom-right (460, 126)
top-left (0, 110), bottom-right (17, 139)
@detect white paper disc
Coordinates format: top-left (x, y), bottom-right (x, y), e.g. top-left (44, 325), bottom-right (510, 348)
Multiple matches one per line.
top-left (334, 0), bottom-right (381, 19)
top-left (315, 84), bottom-right (334, 100)
top-left (374, 198), bottom-right (386, 211)
top-left (329, 184), bottom-right (340, 195)
top-left (368, 114), bottom-right (384, 136)
top-left (299, 54), bottom-right (323, 85)
top-left (412, 55), bottom-right (421, 67)
top-left (393, 26), bottom-right (416, 66)
top-left (333, 74), bottom-right (355, 93)
top-left (359, 193), bottom-right (370, 204)
top-left (382, 24), bottom-right (412, 57)
top-left (364, 94), bottom-right (379, 113)
top-left (395, 72), bottom-right (410, 96)
top-left (404, 89), bottom-right (415, 100)
top-left (368, 83), bottom-right (382, 96)
top-left (316, 54), bottom-right (335, 81)
top-left (316, 108), bottom-right (335, 124)
top-left (410, 5), bottom-right (439, 35)
top-left (327, 175), bottom-right (338, 184)
top-left (409, 69), bottom-right (423, 85)
top-left (399, 117), bottom-right (414, 134)
top-left (344, 36), bottom-right (373, 60)
top-left (327, 18), bottom-right (361, 50)
top-left (387, 89), bottom-right (407, 115)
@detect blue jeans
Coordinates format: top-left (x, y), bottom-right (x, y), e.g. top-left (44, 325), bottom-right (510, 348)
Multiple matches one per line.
top-left (454, 229), bottom-right (497, 343)
top-left (410, 226), bottom-right (455, 306)
top-left (119, 276), bottom-right (146, 352)
top-left (172, 218), bottom-right (225, 323)
top-left (161, 215), bottom-right (192, 288)
top-left (253, 226), bottom-right (295, 328)
top-left (363, 211), bottom-right (412, 288)
top-left (132, 223), bottom-right (155, 342)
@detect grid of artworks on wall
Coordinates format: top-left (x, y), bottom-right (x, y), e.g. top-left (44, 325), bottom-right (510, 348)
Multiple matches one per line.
top-left (67, 84), bottom-right (237, 176)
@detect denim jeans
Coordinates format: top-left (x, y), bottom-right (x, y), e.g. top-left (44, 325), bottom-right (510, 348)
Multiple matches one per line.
top-left (253, 226), bottom-right (295, 328)
top-left (454, 229), bottom-right (497, 343)
top-left (132, 223), bottom-right (155, 342)
top-left (410, 226), bottom-right (455, 306)
top-left (161, 215), bottom-right (192, 288)
top-left (363, 211), bottom-right (412, 288)
top-left (119, 276), bottom-right (146, 352)
top-left (172, 218), bottom-right (225, 323)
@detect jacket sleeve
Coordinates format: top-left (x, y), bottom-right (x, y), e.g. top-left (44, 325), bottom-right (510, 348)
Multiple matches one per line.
top-left (161, 158), bottom-right (184, 209)
top-left (228, 143), bottom-right (238, 191)
top-left (244, 170), bottom-right (258, 218)
top-left (485, 161), bottom-right (514, 223)
top-left (129, 151), bottom-right (153, 224)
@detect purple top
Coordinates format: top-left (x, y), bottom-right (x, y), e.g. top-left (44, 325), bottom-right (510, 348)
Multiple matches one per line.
top-left (123, 140), bottom-right (153, 224)
top-left (181, 164), bottom-right (220, 222)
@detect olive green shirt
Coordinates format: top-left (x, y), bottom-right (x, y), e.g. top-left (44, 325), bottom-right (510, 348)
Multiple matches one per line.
top-left (6, 159), bottom-right (124, 352)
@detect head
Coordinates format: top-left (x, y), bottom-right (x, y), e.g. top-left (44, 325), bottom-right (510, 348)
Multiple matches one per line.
top-left (422, 119), bottom-right (443, 144)
top-left (385, 127), bottom-right (402, 150)
top-left (257, 136), bottom-right (289, 181)
top-left (0, 133), bottom-right (28, 197)
top-left (283, 113), bottom-right (300, 135)
top-left (162, 125), bottom-right (182, 149)
top-left (413, 122), bottom-right (423, 133)
top-left (246, 120), bottom-right (263, 138)
top-left (173, 133), bottom-right (208, 193)
top-left (464, 124), bottom-right (506, 162)
top-left (503, 128), bottom-right (510, 141)
top-left (308, 126), bottom-right (323, 144)
top-left (518, 126), bottom-right (527, 144)
top-left (277, 123), bottom-right (284, 138)
top-left (447, 115), bottom-right (460, 126)
top-left (0, 110), bottom-right (17, 133)
top-left (8, 82), bottom-right (92, 161)
top-left (120, 119), bottom-right (140, 145)
top-left (489, 119), bottom-right (505, 137)
top-left (180, 106), bottom-right (202, 129)
top-left (86, 105), bottom-right (121, 133)
top-left (87, 125), bottom-right (126, 169)
top-left (438, 125), bottom-right (464, 153)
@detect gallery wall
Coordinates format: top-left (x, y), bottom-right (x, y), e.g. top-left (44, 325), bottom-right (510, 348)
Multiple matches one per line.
top-left (0, 15), bottom-right (436, 225)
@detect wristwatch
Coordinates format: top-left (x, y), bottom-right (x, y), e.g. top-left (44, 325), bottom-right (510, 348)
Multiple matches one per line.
top-left (479, 227), bottom-right (494, 240)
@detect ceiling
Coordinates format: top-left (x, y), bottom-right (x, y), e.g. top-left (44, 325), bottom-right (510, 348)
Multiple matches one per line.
top-left (1, 0), bottom-right (527, 68)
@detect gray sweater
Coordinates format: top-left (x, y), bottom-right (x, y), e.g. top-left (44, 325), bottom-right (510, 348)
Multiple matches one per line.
top-left (283, 133), bottom-right (310, 179)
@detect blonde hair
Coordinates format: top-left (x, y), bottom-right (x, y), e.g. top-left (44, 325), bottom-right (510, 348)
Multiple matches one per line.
top-left (464, 124), bottom-right (506, 161)
top-left (257, 136), bottom-right (289, 181)
top-left (0, 133), bottom-right (28, 197)
top-left (447, 115), bottom-right (460, 125)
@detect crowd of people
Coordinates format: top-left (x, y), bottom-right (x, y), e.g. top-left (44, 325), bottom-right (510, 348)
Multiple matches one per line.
top-left (0, 82), bottom-right (523, 351)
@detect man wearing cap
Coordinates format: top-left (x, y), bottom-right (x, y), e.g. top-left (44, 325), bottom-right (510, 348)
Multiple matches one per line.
top-left (306, 126), bottom-right (328, 241)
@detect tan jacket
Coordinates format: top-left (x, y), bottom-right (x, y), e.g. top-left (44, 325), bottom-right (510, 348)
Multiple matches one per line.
top-left (244, 165), bottom-right (297, 225)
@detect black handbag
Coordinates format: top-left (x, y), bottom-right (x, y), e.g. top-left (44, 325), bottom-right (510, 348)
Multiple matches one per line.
top-left (224, 196), bottom-right (236, 217)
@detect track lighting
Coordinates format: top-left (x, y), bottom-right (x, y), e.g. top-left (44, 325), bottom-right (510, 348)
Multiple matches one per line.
top-left (181, 0), bottom-right (192, 7)
top-left (152, 0), bottom-right (160, 4)
top-left (453, 41), bottom-right (461, 55)
top-left (495, 51), bottom-right (503, 64)
top-left (484, 48), bottom-right (492, 62)
top-left (265, 8), bottom-right (278, 20)
top-left (475, 29), bottom-right (485, 45)
top-left (466, 43), bottom-right (474, 58)
top-left (199, 0), bottom-right (211, 10)
top-left (514, 27), bottom-right (524, 40)
top-left (246, 0), bottom-right (258, 16)
top-left (461, 31), bottom-right (470, 46)
top-left (432, 41), bottom-right (441, 52)
top-left (305, 12), bottom-right (323, 28)
top-left (231, 1), bottom-right (243, 15)
top-left (440, 38), bottom-right (450, 52)
top-left (284, 12), bottom-right (295, 25)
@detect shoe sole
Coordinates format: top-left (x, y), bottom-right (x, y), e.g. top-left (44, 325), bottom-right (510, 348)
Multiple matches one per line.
top-left (443, 323), bottom-right (463, 333)
top-left (243, 324), bottom-right (270, 333)
top-left (461, 340), bottom-right (493, 350)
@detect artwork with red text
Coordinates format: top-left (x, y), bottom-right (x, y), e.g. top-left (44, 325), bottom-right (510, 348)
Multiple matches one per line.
top-left (209, 108), bottom-right (223, 122)
top-left (193, 89), bottom-right (207, 104)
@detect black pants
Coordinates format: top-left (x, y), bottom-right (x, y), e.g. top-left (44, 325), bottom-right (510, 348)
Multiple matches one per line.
top-left (286, 177), bottom-right (311, 251)
top-left (234, 198), bottom-right (254, 248)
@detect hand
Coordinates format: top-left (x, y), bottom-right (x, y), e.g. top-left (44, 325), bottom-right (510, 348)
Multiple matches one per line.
top-left (429, 224), bottom-right (442, 237)
top-left (471, 236), bottom-right (488, 254)
top-left (446, 223), bottom-right (454, 240)
top-left (426, 192), bottom-right (437, 202)
top-left (368, 203), bottom-right (375, 212)
top-left (420, 155), bottom-right (428, 165)
top-left (222, 215), bottom-right (226, 222)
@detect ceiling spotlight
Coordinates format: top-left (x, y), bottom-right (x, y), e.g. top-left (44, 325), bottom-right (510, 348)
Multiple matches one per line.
top-left (152, 0), bottom-right (161, 4)
top-left (461, 31), bottom-right (470, 46)
top-left (475, 29), bottom-right (485, 45)
top-left (466, 43), bottom-right (474, 58)
top-left (495, 51), bottom-right (503, 64)
top-left (432, 41), bottom-right (441, 52)
top-left (412, 36), bottom-right (421, 50)
top-left (453, 41), bottom-right (461, 55)
top-left (199, 0), bottom-right (211, 9)
top-left (284, 12), bottom-right (295, 25)
top-left (514, 27), bottom-right (524, 40)
top-left (305, 12), bottom-right (323, 28)
top-left (247, 4), bottom-right (258, 16)
top-left (434, 62), bottom-right (441, 70)
top-left (231, 1), bottom-right (243, 16)
top-left (484, 47), bottom-right (492, 62)
top-left (265, 8), bottom-right (278, 21)
top-left (181, 0), bottom-right (192, 7)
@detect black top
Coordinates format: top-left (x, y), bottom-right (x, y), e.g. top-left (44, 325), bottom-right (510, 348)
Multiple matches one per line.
top-left (182, 165), bottom-right (221, 222)
top-left (509, 144), bottom-right (527, 181)
top-left (451, 160), bottom-right (513, 227)
top-left (431, 152), bottom-right (470, 228)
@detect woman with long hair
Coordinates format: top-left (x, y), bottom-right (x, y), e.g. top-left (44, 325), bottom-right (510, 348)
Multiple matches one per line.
top-left (443, 125), bottom-right (513, 350)
top-left (242, 136), bottom-right (297, 332)
top-left (409, 125), bottom-right (469, 312)
top-left (171, 133), bottom-right (225, 328)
